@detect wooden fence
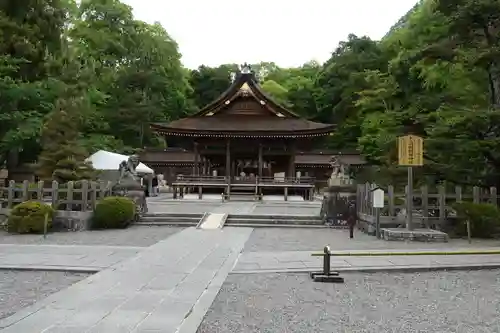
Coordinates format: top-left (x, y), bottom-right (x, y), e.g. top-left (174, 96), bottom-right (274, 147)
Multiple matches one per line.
top-left (357, 183), bottom-right (500, 229)
top-left (0, 180), bottom-right (113, 211)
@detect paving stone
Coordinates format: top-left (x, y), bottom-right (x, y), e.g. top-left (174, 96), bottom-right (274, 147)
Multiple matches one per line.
top-left (87, 310), bottom-right (149, 333)
top-left (0, 245), bottom-right (142, 271)
top-left (143, 273), bottom-right (187, 291)
top-left (0, 227), bottom-right (253, 333)
top-left (132, 313), bottom-right (181, 332)
top-left (117, 292), bottom-right (164, 313)
top-left (0, 226), bottom-right (183, 247)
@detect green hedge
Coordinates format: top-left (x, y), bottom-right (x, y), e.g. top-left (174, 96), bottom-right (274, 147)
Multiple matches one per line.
top-left (452, 202), bottom-right (500, 238)
top-left (92, 196), bottom-right (135, 229)
top-left (8, 201), bottom-right (54, 234)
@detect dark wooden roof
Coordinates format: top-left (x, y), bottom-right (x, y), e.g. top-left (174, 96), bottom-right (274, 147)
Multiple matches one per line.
top-left (151, 66), bottom-right (335, 138)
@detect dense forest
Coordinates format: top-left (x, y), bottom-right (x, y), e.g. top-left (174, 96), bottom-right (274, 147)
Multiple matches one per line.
top-left (1, 0), bottom-right (499, 187)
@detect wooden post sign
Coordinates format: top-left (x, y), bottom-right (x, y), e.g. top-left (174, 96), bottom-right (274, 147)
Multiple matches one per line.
top-left (372, 188), bottom-right (384, 239)
top-left (398, 135), bottom-right (424, 166)
top-left (398, 134), bottom-right (424, 231)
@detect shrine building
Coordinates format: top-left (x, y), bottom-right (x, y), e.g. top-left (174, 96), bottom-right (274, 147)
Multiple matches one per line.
top-left (140, 64), bottom-right (364, 199)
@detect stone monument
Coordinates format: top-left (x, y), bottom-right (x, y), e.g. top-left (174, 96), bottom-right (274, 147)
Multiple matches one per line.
top-left (113, 155), bottom-right (148, 217)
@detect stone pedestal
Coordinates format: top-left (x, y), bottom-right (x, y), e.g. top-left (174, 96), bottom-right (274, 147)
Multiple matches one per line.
top-left (381, 228), bottom-right (449, 242)
top-left (113, 178), bottom-right (148, 218)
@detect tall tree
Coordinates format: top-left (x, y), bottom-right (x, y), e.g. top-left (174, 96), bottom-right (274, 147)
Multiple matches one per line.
top-left (37, 98), bottom-right (96, 182)
top-left (0, 0), bottom-right (73, 169)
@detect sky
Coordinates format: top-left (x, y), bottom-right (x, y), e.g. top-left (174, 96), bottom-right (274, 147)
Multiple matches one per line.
top-left (121, 0), bottom-right (418, 69)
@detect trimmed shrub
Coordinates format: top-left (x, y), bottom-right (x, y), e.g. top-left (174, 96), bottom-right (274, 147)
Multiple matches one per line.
top-left (452, 202), bottom-right (500, 238)
top-left (8, 201), bottom-right (54, 234)
top-left (92, 196), bottom-right (135, 229)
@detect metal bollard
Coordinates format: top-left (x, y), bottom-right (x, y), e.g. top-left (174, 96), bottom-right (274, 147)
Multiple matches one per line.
top-left (310, 245), bottom-right (344, 283)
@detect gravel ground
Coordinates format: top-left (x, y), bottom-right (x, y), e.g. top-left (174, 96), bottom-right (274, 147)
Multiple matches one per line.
top-left (0, 270), bottom-right (90, 320)
top-left (0, 226), bottom-right (184, 246)
top-left (198, 270), bottom-right (500, 333)
top-left (243, 228), bottom-right (500, 252)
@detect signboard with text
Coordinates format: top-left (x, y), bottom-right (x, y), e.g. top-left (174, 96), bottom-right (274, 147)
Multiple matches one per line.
top-left (398, 135), bottom-right (424, 166)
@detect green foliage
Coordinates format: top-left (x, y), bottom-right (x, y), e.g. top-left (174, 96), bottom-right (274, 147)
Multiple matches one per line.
top-left (37, 99), bottom-right (97, 182)
top-left (92, 196), bottom-right (135, 229)
top-left (452, 202), bottom-right (500, 238)
top-left (8, 201), bottom-right (54, 234)
top-left (260, 80), bottom-right (290, 107)
top-left (2, 0), bottom-right (500, 192)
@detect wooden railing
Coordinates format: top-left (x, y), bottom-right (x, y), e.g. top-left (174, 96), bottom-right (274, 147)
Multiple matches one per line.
top-left (258, 176), bottom-right (315, 185)
top-left (175, 175), bottom-right (228, 183)
top-left (0, 180), bottom-right (114, 211)
top-left (174, 175), bottom-right (315, 185)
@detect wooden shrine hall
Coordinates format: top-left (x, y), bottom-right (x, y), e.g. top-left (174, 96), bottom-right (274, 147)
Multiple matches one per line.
top-left (145, 64), bottom-right (363, 200)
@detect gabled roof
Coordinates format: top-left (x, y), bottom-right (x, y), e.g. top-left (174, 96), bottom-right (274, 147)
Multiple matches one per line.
top-left (151, 64), bottom-right (335, 138)
top-left (194, 67), bottom-right (299, 118)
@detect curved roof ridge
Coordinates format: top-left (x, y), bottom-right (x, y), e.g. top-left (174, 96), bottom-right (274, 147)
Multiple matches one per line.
top-left (193, 64), bottom-right (299, 118)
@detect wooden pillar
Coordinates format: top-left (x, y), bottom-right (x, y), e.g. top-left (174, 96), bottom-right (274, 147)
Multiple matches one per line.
top-left (225, 140), bottom-right (231, 179)
top-left (258, 143), bottom-right (263, 178)
top-left (198, 186), bottom-right (202, 199)
top-left (173, 186), bottom-right (177, 199)
top-left (288, 140), bottom-right (296, 178)
top-left (193, 142), bottom-right (199, 176)
top-left (226, 139), bottom-right (231, 199)
top-left (284, 187), bottom-right (288, 201)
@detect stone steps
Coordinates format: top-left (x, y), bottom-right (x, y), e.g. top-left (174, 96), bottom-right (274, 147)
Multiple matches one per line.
top-left (225, 214), bottom-right (325, 228)
top-left (135, 213), bottom-right (326, 228)
top-left (135, 213), bottom-right (203, 226)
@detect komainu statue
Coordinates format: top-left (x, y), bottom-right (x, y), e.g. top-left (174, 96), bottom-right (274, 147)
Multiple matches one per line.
top-left (113, 155), bottom-right (147, 217)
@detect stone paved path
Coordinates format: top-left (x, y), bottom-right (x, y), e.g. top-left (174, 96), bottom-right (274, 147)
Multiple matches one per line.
top-left (0, 227), bottom-right (252, 333)
top-left (147, 196), bottom-right (321, 216)
top-left (233, 248), bottom-right (500, 273)
top-left (0, 245), bottom-right (142, 272)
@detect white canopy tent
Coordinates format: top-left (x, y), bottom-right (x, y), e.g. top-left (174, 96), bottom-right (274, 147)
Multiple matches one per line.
top-left (86, 150), bottom-right (154, 174)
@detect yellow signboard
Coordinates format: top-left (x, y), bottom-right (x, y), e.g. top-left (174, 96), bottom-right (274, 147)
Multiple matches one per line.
top-left (398, 135), bottom-right (423, 166)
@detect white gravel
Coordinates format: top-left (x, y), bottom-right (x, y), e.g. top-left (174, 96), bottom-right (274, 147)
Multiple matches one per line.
top-left (197, 270), bottom-right (500, 333)
top-left (0, 270), bottom-right (90, 320)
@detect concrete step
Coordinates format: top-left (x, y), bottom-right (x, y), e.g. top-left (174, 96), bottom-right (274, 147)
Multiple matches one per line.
top-left (226, 214), bottom-right (323, 226)
top-left (223, 223), bottom-right (328, 228)
top-left (228, 214), bottom-right (322, 221)
top-left (136, 213), bottom-right (204, 226)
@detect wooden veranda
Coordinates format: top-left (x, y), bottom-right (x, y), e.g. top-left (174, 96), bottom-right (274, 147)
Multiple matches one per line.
top-left (172, 175), bottom-right (315, 201)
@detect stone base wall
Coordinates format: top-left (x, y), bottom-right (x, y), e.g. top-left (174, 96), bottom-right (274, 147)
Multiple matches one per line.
top-left (0, 208), bottom-right (93, 231)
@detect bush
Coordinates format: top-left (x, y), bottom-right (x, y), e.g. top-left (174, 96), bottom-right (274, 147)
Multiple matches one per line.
top-left (452, 202), bottom-right (500, 238)
top-left (8, 201), bottom-right (54, 234)
top-left (92, 196), bottom-right (136, 229)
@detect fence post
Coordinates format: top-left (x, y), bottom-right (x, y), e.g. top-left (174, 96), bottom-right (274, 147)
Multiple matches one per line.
top-left (66, 181), bottom-right (74, 211)
top-left (455, 185), bottom-right (462, 202)
top-left (37, 181), bottom-right (44, 201)
top-left (21, 180), bottom-right (29, 202)
top-left (490, 187), bottom-right (497, 206)
top-left (90, 181), bottom-right (97, 209)
top-left (51, 181), bottom-right (59, 209)
top-left (388, 185), bottom-right (395, 217)
top-left (99, 181), bottom-right (106, 199)
top-left (81, 180), bottom-right (89, 211)
top-left (106, 181), bottom-right (113, 195)
top-left (7, 180), bottom-right (15, 208)
top-left (421, 186), bottom-right (429, 228)
top-left (472, 186), bottom-right (480, 204)
top-left (438, 185), bottom-right (446, 227)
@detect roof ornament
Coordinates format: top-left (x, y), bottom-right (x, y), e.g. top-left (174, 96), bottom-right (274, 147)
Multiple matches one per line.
top-left (229, 72), bottom-right (236, 83)
top-left (240, 62), bottom-right (252, 74)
